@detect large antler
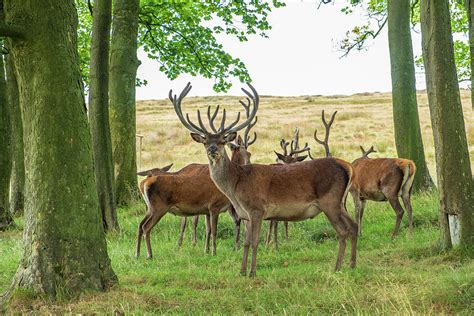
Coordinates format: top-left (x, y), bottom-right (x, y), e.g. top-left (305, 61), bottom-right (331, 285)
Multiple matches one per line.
top-left (169, 82), bottom-right (259, 136)
top-left (239, 97), bottom-right (257, 148)
top-left (314, 110), bottom-right (337, 158)
top-left (360, 145), bottom-right (377, 157)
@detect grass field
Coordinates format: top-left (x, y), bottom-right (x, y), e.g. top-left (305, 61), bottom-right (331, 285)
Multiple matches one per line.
top-left (1, 90), bottom-right (473, 314)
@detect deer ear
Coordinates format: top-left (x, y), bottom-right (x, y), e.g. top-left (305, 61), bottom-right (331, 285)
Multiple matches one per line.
top-left (275, 151), bottom-right (285, 161)
top-left (237, 135), bottom-right (244, 145)
top-left (190, 133), bottom-right (206, 144)
top-left (224, 132), bottom-right (237, 143)
top-left (296, 155), bottom-right (308, 162)
top-left (160, 163), bottom-right (173, 172)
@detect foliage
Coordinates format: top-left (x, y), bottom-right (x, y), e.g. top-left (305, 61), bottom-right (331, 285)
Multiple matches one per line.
top-left (2, 193), bottom-right (474, 313)
top-left (76, 0), bottom-right (92, 89)
top-left (76, 0), bottom-right (285, 91)
top-left (328, 0), bottom-right (471, 83)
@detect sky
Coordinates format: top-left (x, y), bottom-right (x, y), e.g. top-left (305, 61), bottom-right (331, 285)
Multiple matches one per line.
top-left (135, 1), bottom-right (426, 100)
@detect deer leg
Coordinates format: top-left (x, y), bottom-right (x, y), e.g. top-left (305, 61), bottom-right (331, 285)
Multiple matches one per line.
top-left (192, 215), bottom-right (199, 247)
top-left (240, 220), bottom-right (251, 276)
top-left (249, 215), bottom-right (263, 277)
top-left (340, 210), bottom-right (358, 268)
top-left (136, 212), bottom-right (151, 258)
top-left (210, 211), bottom-right (219, 256)
top-left (402, 193), bottom-right (414, 235)
top-left (234, 218), bottom-right (241, 250)
top-left (178, 217), bottom-right (187, 248)
top-left (143, 211), bottom-right (166, 259)
top-left (273, 220), bottom-right (279, 249)
top-left (388, 197), bottom-right (405, 239)
top-left (324, 211), bottom-right (350, 272)
top-left (352, 194), bottom-right (365, 236)
top-left (204, 214), bottom-right (211, 253)
top-left (284, 221), bottom-right (289, 240)
top-left (265, 220), bottom-right (274, 246)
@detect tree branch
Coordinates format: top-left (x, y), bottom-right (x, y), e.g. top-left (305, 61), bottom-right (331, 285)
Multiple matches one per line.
top-left (340, 15), bottom-right (388, 58)
top-left (0, 23), bottom-right (26, 40)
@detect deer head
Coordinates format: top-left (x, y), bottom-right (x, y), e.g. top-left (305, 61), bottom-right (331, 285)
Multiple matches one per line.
top-left (169, 82), bottom-right (258, 165)
top-left (274, 128), bottom-right (310, 164)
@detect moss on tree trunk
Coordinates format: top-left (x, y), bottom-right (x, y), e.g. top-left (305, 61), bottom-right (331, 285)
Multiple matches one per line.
top-left (0, 39), bottom-right (13, 231)
top-left (109, 0), bottom-right (140, 206)
top-left (5, 40), bottom-right (24, 216)
top-left (89, 0), bottom-right (118, 231)
top-left (387, 0), bottom-right (434, 192)
top-left (3, 0), bottom-right (117, 298)
top-left (421, 0), bottom-right (474, 250)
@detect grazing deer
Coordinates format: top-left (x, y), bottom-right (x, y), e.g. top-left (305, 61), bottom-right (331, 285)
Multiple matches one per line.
top-left (169, 82), bottom-right (357, 276)
top-left (136, 106), bottom-right (256, 259)
top-left (308, 110), bottom-right (416, 238)
top-left (351, 146), bottom-right (416, 238)
top-left (268, 128), bottom-right (310, 247)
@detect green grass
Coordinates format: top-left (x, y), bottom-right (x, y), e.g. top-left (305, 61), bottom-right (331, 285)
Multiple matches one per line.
top-left (1, 192), bottom-right (473, 314)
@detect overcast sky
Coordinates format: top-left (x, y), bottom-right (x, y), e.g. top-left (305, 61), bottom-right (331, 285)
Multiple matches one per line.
top-left (135, 1), bottom-right (427, 100)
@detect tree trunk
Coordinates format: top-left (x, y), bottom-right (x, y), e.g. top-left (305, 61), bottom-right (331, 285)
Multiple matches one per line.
top-left (89, 0), bottom-right (118, 231)
top-left (0, 39), bottom-right (13, 231)
top-left (109, 0), bottom-right (140, 205)
top-left (5, 41), bottom-right (24, 216)
top-left (3, 0), bottom-right (117, 298)
top-left (465, 0), bottom-right (474, 109)
top-left (387, 0), bottom-right (435, 192)
top-left (421, 0), bottom-right (474, 250)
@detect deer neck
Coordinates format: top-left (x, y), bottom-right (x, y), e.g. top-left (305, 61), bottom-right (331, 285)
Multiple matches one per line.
top-left (208, 150), bottom-right (240, 196)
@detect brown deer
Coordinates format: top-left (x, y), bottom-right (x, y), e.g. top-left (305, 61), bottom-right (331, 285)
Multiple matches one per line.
top-left (308, 110), bottom-right (416, 238)
top-left (351, 146), bottom-right (416, 238)
top-left (268, 128), bottom-right (311, 247)
top-left (136, 106), bottom-right (256, 258)
top-left (169, 82), bottom-right (357, 276)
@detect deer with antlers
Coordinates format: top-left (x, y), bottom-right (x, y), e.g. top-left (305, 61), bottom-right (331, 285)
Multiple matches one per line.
top-left (267, 128), bottom-right (311, 247)
top-left (309, 110), bottom-right (416, 238)
top-left (169, 82), bottom-right (357, 276)
top-left (136, 104), bottom-right (257, 258)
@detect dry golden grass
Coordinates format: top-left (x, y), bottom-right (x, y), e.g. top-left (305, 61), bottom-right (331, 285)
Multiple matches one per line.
top-left (136, 90), bottom-right (474, 175)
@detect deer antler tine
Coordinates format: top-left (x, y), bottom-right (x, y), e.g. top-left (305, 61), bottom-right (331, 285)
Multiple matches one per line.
top-left (196, 110), bottom-right (209, 134)
top-left (328, 111), bottom-right (338, 126)
top-left (244, 116), bottom-right (257, 148)
top-left (247, 132), bottom-right (257, 146)
top-left (221, 83), bottom-right (259, 135)
top-left (313, 130), bottom-right (325, 145)
top-left (219, 108), bottom-right (227, 132)
top-left (169, 83), bottom-right (207, 135)
top-left (360, 146), bottom-right (366, 154)
top-left (207, 105), bottom-right (219, 133)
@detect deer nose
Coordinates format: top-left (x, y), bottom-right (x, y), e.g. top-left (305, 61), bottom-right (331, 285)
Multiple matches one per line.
top-left (208, 145), bottom-right (218, 154)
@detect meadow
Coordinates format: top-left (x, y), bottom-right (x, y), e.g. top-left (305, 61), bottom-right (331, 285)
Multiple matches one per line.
top-left (1, 90), bottom-right (473, 314)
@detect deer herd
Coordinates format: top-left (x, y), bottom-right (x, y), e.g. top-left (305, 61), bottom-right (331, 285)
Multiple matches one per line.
top-left (136, 83), bottom-right (416, 277)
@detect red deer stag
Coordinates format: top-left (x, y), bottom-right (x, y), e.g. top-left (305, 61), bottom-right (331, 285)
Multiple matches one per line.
top-left (351, 146), bottom-right (416, 238)
top-left (169, 82), bottom-right (357, 276)
top-left (309, 110), bottom-right (416, 238)
top-left (268, 128), bottom-right (311, 247)
top-left (136, 107), bottom-right (256, 258)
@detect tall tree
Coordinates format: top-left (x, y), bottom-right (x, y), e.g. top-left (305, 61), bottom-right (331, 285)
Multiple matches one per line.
top-left (421, 0), bottom-right (474, 250)
top-left (387, 0), bottom-right (434, 191)
top-left (1, 0), bottom-right (116, 298)
top-left (5, 42), bottom-right (24, 216)
top-left (109, 0), bottom-right (140, 205)
top-left (0, 40), bottom-right (13, 231)
top-left (89, 0), bottom-right (118, 230)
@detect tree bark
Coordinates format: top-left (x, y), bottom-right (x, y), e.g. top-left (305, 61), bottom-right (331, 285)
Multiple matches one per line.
top-left (421, 0), bottom-right (474, 250)
top-left (466, 0), bottom-right (474, 110)
top-left (0, 39), bottom-right (13, 231)
top-left (3, 0), bottom-right (117, 298)
top-left (387, 0), bottom-right (435, 192)
top-left (5, 41), bottom-right (24, 216)
top-left (109, 0), bottom-right (140, 205)
top-left (89, 0), bottom-right (118, 231)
